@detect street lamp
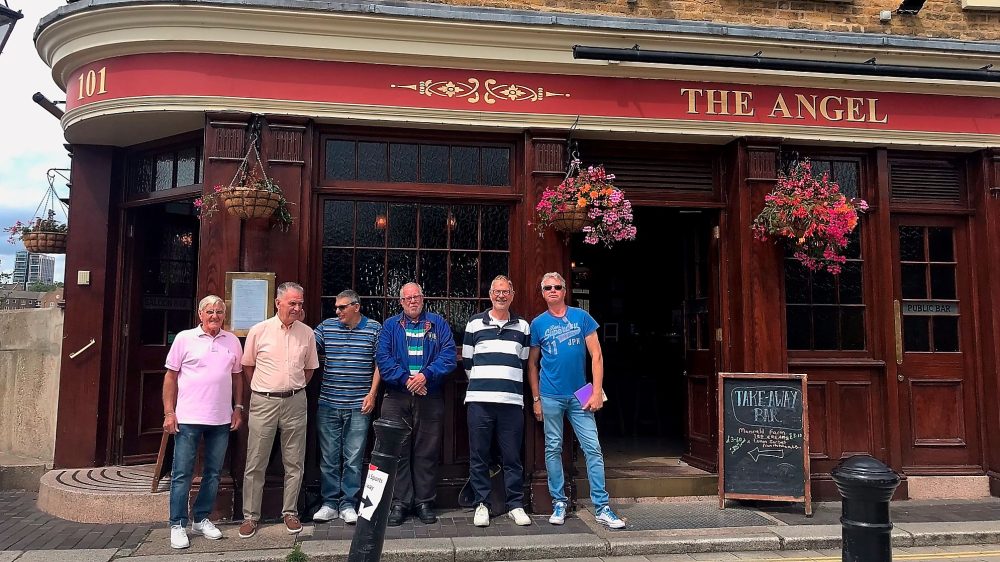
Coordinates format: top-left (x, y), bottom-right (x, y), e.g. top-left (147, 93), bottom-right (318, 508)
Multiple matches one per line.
top-left (0, 1), bottom-right (22, 56)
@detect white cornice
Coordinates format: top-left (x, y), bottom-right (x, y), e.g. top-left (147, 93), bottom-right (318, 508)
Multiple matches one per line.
top-left (35, 3), bottom-right (1000, 97)
top-left (62, 95), bottom-right (995, 150)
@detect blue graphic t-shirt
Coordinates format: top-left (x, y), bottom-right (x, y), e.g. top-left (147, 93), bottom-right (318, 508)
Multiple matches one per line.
top-left (530, 307), bottom-right (599, 397)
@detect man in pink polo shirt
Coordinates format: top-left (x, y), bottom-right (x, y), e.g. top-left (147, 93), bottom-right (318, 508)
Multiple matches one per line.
top-left (162, 295), bottom-right (244, 549)
top-left (239, 282), bottom-right (320, 538)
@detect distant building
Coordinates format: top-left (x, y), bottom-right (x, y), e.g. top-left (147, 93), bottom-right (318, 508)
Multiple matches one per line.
top-left (0, 290), bottom-right (45, 311)
top-left (12, 251), bottom-right (55, 285)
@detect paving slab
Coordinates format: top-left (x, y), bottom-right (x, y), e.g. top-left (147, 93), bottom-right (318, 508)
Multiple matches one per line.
top-left (603, 527), bottom-right (781, 556)
top-left (768, 524), bottom-right (842, 551)
top-left (897, 521), bottom-right (1000, 547)
top-left (296, 538), bottom-right (351, 561)
top-left (381, 537), bottom-right (454, 562)
top-left (14, 549), bottom-right (117, 561)
top-left (453, 533), bottom-right (607, 561)
top-left (131, 523), bottom-right (298, 556)
top-left (123, 550), bottom-right (288, 561)
top-left (0, 553), bottom-right (20, 562)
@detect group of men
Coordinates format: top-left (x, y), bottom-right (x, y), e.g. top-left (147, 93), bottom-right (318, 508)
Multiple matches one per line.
top-left (162, 273), bottom-right (623, 549)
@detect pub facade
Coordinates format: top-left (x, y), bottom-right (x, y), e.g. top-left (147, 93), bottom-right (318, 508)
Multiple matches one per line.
top-left (37, 0), bottom-right (1000, 516)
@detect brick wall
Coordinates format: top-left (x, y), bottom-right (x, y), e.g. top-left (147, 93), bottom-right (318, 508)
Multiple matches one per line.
top-left (429, 0), bottom-right (1000, 41)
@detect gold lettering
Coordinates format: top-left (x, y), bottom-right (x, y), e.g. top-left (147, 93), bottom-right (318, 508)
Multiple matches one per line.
top-left (76, 66), bottom-right (109, 101)
top-left (794, 94), bottom-right (818, 120)
top-left (680, 88), bottom-right (703, 114)
top-left (868, 98), bottom-right (888, 123)
top-left (769, 94), bottom-right (792, 118)
top-left (735, 91), bottom-right (754, 116)
top-left (706, 89), bottom-right (729, 115)
top-left (97, 66), bottom-right (108, 95)
top-left (845, 97), bottom-right (865, 122)
top-left (819, 96), bottom-right (844, 121)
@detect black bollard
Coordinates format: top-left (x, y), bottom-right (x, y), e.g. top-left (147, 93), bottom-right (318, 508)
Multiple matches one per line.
top-left (831, 455), bottom-right (901, 562)
top-left (348, 418), bottom-right (410, 562)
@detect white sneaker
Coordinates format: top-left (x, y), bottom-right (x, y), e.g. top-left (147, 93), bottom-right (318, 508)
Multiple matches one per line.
top-left (508, 507), bottom-right (531, 526)
top-left (473, 503), bottom-right (490, 527)
top-left (340, 506), bottom-right (358, 524)
top-left (170, 524), bottom-right (189, 549)
top-left (595, 505), bottom-right (626, 529)
top-left (191, 518), bottom-right (223, 540)
top-left (548, 501), bottom-right (567, 525)
top-left (313, 505), bottom-right (339, 522)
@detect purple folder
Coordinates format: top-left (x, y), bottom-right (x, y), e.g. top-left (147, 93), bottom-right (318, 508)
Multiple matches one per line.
top-left (574, 383), bottom-right (609, 406)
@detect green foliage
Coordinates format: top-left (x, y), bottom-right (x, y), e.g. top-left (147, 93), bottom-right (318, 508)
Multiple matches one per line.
top-left (285, 542), bottom-right (308, 562)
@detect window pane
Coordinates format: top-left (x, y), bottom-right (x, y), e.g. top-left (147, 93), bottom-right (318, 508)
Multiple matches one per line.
top-left (419, 251), bottom-right (448, 297)
top-left (420, 205), bottom-right (448, 249)
top-left (784, 263), bottom-right (810, 304)
top-left (932, 316), bottom-right (959, 352)
top-left (811, 160), bottom-right (832, 177)
top-left (357, 202), bottom-right (387, 248)
top-left (813, 306), bottom-right (838, 350)
top-left (322, 249), bottom-right (353, 295)
top-left (326, 140), bottom-right (356, 180)
top-left (901, 264), bottom-right (927, 300)
top-left (841, 307), bottom-right (865, 350)
top-left (451, 146), bottom-right (479, 184)
top-left (899, 226), bottom-right (924, 261)
top-left (786, 306), bottom-right (812, 350)
top-left (930, 265), bottom-right (956, 299)
top-left (812, 272), bottom-right (836, 305)
top-left (386, 250), bottom-right (417, 300)
top-left (390, 143), bottom-right (418, 183)
top-left (482, 147), bottom-right (510, 186)
top-left (420, 145), bottom-right (449, 183)
top-left (928, 227), bottom-right (954, 262)
top-left (425, 299), bottom-right (478, 339)
top-left (903, 316), bottom-right (930, 352)
top-left (323, 200), bottom-right (354, 246)
top-left (388, 204), bottom-right (417, 249)
top-left (359, 297), bottom-right (388, 325)
top-left (839, 262), bottom-right (863, 304)
top-left (481, 205), bottom-right (509, 251)
top-left (140, 309), bottom-right (166, 345)
top-left (844, 230), bottom-right (862, 259)
top-left (358, 142), bottom-right (388, 181)
top-left (480, 252), bottom-right (510, 298)
top-left (450, 205), bottom-right (479, 250)
top-left (833, 161), bottom-right (859, 199)
top-left (356, 250), bottom-right (385, 297)
top-left (155, 153), bottom-right (174, 191)
top-left (449, 251), bottom-right (479, 297)
top-left (176, 148), bottom-right (197, 186)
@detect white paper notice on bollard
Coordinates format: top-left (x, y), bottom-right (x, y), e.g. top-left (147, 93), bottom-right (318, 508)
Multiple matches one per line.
top-left (359, 464), bottom-right (389, 521)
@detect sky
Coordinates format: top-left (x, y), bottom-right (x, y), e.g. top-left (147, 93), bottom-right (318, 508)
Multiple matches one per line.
top-left (0, 0), bottom-right (69, 282)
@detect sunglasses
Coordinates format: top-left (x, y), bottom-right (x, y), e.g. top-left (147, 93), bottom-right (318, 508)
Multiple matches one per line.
top-left (542, 285), bottom-right (564, 291)
top-left (334, 302), bottom-right (359, 312)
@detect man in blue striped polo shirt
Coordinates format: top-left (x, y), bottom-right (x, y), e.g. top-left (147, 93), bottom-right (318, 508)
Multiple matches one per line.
top-left (462, 275), bottom-right (532, 528)
top-left (312, 289), bottom-right (381, 525)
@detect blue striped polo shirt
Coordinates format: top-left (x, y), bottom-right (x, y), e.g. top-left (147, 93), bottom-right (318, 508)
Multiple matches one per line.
top-left (314, 316), bottom-right (382, 409)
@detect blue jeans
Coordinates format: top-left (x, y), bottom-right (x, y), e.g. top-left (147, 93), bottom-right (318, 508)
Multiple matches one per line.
top-left (540, 395), bottom-right (609, 511)
top-left (317, 405), bottom-right (371, 510)
top-left (169, 423), bottom-right (230, 526)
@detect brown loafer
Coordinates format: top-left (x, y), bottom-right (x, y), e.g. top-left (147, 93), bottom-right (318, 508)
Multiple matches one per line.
top-left (238, 519), bottom-right (258, 539)
top-left (284, 514), bottom-right (303, 534)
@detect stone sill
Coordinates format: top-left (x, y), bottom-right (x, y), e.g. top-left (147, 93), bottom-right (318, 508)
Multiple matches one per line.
top-left (962, 0), bottom-right (1000, 10)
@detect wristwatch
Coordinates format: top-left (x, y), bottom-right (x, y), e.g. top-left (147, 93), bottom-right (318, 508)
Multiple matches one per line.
top-left (532, 396), bottom-right (540, 403)
top-left (233, 404), bottom-right (245, 411)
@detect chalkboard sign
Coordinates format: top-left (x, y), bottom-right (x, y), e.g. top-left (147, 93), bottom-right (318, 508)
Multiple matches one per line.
top-left (718, 372), bottom-right (811, 515)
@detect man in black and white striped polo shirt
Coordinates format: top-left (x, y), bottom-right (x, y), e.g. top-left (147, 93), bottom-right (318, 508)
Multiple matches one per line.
top-left (462, 275), bottom-right (532, 528)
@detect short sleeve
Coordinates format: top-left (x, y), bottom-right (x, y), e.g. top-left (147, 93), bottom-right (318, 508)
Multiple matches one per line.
top-left (582, 310), bottom-right (599, 337)
top-left (242, 324), bottom-right (260, 367)
top-left (164, 333), bottom-right (184, 371)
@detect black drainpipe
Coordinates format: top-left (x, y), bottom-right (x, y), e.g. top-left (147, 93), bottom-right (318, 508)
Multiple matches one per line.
top-left (573, 45), bottom-right (1000, 83)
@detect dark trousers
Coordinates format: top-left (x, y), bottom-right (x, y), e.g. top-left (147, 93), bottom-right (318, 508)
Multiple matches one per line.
top-left (467, 402), bottom-right (524, 511)
top-left (380, 390), bottom-right (444, 508)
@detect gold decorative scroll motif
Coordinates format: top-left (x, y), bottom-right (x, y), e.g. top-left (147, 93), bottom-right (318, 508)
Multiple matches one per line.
top-left (392, 78), bottom-right (570, 104)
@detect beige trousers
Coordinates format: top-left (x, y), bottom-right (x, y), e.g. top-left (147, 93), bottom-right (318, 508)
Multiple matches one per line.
top-left (242, 391), bottom-right (307, 520)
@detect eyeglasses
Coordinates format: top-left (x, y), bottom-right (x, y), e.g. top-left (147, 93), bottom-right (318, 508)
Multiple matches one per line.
top-left (203, 310), bottom-right (225, 316)
top-left (542, 285), bottom-right (564, 291)
top-left (490, 289), bottom-right (512, 296)
top-left (401, 295), bottom-right (423, 302)
top-left (334, 302), bottom-right (359, 312)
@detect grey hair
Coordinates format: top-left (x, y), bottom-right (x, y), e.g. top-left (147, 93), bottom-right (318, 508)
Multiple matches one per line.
top-left (539, 272), bottom-right (566, 290)
top-left (399, 282), bottom-right (423, 299)
top-left (276, 281), bottom-right (304, 299)
top-left (198, 295), bottom-right (225, 312)
top-left (491, 275), bottom-right (514, 293)
top-left (337, 289), bottom-right (360, 303)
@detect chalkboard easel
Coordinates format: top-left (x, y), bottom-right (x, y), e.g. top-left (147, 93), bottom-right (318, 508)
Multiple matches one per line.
top-left (718, 372), bottom-right (812, 516)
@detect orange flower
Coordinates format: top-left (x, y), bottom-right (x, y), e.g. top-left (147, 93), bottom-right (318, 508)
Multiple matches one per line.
top-left (577, 197), bottom-right (588, 208)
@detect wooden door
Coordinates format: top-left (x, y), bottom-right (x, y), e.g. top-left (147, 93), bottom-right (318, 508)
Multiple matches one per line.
top-left (892, 216), bottom-right (981, 472)
top-left (120, 203), bottom-right (200, 463)
top-left (682, 214), bottom-right (720, 471)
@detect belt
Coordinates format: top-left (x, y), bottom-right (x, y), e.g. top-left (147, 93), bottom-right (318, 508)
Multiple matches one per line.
top-left (252, 388), bottom-right (305, 398)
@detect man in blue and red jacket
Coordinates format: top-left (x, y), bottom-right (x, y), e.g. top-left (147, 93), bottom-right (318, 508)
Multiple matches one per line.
top-left (376, 282), bottom-right (456, 526)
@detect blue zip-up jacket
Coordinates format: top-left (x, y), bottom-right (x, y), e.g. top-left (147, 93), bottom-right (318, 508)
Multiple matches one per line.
top-left (376, 310), bottom-right (457, 395)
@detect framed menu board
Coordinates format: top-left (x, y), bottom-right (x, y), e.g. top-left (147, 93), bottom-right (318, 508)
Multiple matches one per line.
top-left (225, 272), bottom-right (275, 336)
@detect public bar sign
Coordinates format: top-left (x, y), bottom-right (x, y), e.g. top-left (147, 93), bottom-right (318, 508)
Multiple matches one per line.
top-left (901, 300), bottom-right (960, 316)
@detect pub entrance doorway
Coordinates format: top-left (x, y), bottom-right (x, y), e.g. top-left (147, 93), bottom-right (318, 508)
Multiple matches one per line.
top-left (569, 207), bottom-right (719, 497)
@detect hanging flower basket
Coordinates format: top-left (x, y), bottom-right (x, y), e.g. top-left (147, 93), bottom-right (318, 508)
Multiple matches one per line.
top-left (22, 231), bottom-right (68, 254)
top-left (220, 186), bottom-right (284, 220)
top-left (534, 159), bottom-right (636, 248)
top-left (752, 159), bottom-right (869, 275)
top-left (550, 208), bottom-right (591, 233)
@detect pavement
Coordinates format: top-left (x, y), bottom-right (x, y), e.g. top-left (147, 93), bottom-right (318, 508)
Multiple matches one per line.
top-left (4, 490), bottom-right (1000, 561)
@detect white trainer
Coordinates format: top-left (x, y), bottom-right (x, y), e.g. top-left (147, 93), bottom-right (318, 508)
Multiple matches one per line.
top-left (548, 501), bottom-right (567, 525)
top-left (313, 505), bottom-right (339, 522)
top-left (191, 518), bottom-right (223, 540)
top-left (340, 506), bottom-right (359, 524)
top-left (473, 503), bottom-right (490, 527)
top-left (508, 507), bottom-right (531, 526)
top-left (170, 524), bottom-right (189, 549)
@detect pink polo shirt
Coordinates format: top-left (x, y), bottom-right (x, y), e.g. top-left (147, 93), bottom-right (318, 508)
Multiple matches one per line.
top-left (165, 326), bottom-right (244, 425)
top-left (242, 315), bottom-right (320, 392)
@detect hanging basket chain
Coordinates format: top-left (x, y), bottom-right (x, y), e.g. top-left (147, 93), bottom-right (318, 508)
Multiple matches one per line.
top-left (30, 169), bottom-right (70, 228)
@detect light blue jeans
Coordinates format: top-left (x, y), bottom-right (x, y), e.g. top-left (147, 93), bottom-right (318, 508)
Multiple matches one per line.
top-left (317, 405), bottom-right (371, 511)
top-left (170, 423), bottom-right (230, 526)
top-left (540, 395), bottom-right (609, 511)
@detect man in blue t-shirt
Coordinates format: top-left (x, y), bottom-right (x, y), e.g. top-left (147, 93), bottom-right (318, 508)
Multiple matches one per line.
top-left (528, 272), bottom-right (625, 530)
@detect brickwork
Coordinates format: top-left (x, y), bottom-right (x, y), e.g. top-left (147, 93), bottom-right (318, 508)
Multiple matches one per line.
top-left (425, 0), bottom-right (1000, 41)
